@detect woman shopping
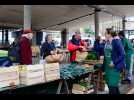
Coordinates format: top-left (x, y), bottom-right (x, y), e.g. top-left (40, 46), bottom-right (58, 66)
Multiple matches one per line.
top-left (103, 30), bottom-right (125, 94)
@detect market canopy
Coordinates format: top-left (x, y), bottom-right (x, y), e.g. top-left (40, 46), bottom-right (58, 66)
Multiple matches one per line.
top-left (0, 5), bottom-right (133, 31)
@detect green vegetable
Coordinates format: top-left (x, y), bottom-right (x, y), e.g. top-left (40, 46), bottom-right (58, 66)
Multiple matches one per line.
top-left (79, 80), bottom-right (94, 89)
top-left (60, 64), bottom-right (89, 79)
top-left (85, 52), bottom-right (97, 60)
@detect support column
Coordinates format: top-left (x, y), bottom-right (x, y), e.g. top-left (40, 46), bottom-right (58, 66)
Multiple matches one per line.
top-left (24, 5), bottom-right (31, 30)
top-left (122, 16), bottom-right (126, 31)
top-left (24, 5), bottom-right (36, 45)
top-left (2, 29), bottom-right (4, 44)
top-left (5, 29), bottom-right (8, 43)
top-left (94, 8), bottom-right (101, 38)
top-left (61, 28), bottom-right (68, 48)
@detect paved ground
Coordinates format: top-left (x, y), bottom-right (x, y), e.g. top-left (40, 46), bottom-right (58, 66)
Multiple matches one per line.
top-left (120, 78), bottom-right (134, 94)
top-left (97, 75), bottom-right (134, 94)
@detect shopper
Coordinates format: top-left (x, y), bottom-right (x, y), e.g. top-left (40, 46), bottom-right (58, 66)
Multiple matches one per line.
top-left (99, 39), bottom-right (106, 56)
top-left (118, 31), bottom-right (134, 84)
top-left (40, 34), bottom-right (56, 59)
top-left (68, 32), bottom-right (85, 62)
top-left (104, 31), bottom-right (125, 94)
top-left (93, 36), bottom-right (104, 59)
top-left (19, 29), bottom-right (33, 65)
top-left (8, 37), bottom-right (21, 63)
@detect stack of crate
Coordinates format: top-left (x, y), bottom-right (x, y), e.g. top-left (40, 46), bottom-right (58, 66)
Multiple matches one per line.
top-left (19, 64), bottom-right (45, 85)
top-left (0, 66), bottom-right (19, 88)
top-left (44, 63), bottom-right (60, 82)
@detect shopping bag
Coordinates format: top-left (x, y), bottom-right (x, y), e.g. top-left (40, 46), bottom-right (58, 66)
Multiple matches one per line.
top-left (45, 54), bottom-right (64, 63)
top-left (76, 51), bottom-right (88, 62)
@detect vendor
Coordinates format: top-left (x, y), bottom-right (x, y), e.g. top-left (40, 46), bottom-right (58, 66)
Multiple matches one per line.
top-left (118, 31), bottom-right (134, 84)
top-left (40, 34), bottom-right (56, 59)
top-left (104, 30), bottom-right (125, 94)
top-left (68, 32), bottom-right (86, 62)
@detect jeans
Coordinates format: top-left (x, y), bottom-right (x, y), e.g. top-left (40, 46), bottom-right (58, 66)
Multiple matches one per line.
top-left (108, 86), bottom-right (120, 94)
top-left (125, 54), bottom-right (134, 81)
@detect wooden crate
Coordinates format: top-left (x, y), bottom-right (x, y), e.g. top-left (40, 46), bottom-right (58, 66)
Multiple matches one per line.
top-left (0, 66), bottom-right (20, 88)
top-left (44, 63), bottom-right (60, 82)
top-left (72, 84), bottom-right (94, 94)
top-left (84, 60), bottom-right (103, 65)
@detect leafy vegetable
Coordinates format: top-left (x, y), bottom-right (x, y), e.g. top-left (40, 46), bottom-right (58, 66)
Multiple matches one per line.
top-left (60, 64), bottom-right (88, 79)
top-left (85, 52), bottom-right (97, 60)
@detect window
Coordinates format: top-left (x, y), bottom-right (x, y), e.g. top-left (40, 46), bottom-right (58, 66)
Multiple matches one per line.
top-left (0, 30), bottom-right (15, 45)
top-left (0, 31), bottom-right (2, 43)
top-left (8, 31), bottom-right (14, 44)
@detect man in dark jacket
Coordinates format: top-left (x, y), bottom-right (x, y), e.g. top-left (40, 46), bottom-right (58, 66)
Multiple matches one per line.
top-left (19, 29), bottom-right (33, 65)
top-left (93, 36), bottom-right (105, 59)
top-left (40, 34), bottom-right (56, 59)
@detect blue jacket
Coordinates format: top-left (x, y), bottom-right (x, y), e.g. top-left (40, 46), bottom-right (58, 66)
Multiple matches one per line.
top-left (40, 42), bottom-right (56, 59)
top-left (94, 41), bottom-right (105, 56)
top-left (111, 39), bottom-right (126, 71)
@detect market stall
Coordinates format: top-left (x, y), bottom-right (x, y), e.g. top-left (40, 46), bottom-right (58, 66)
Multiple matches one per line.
top-left (0, 49), bottom-right (104, 94)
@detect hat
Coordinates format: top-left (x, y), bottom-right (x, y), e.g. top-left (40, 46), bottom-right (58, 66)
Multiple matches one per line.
top-left (23, 29), bottom-right (33, 34)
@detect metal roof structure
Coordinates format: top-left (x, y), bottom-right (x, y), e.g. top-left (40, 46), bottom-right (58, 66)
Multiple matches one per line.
top-left (0, 5), bottom-right (133, 31)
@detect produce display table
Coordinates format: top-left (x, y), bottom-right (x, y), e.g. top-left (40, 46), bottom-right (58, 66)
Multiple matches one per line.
top-left (0, 79), bottom-right (62, 94)
top-left (0, 72), bottom-right (98, 94)
top-left (0, 63), bottom-right (103, 94)
top-left (59, 62), bottom-right (103, 94)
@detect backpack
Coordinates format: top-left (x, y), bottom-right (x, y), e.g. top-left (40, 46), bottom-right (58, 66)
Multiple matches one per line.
top-left (8, 41), bottom-right (20, 63)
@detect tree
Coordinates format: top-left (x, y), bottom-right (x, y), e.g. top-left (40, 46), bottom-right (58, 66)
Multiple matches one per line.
top-left (84, 27), bottom-right (95, 36)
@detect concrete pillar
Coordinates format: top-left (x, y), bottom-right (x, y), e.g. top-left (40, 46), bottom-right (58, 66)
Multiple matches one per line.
top-left (94, 8), bottom-right (100, 38)
top-left (61, 28), bottom-right (67, 48)
top-left (5, 29), bottom-right (8, 43)
top-left (32, 31), bottom-right (37, 45)
top-left (2, 29), bottom-right (4, 44)
top-left (24, 5), bottom-right (37, 45)
top-left (122, 16), bottom-right (126, 31)
top-left (24, 5), bottom-right (31, 30)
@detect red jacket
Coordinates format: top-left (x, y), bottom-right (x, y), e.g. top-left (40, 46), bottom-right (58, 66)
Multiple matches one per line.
top-left (68, 40), bottom-right (87, 62)
top-left (19, 37), bottom-right (32, 65)
top-left (68, 41), bottom-right (80, 62)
